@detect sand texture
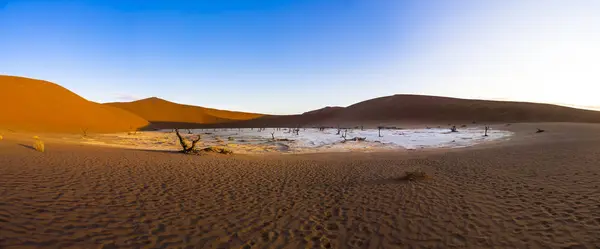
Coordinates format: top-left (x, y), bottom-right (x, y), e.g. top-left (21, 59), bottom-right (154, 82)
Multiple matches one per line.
top-left (0, 76), bottom-right (148, 133)
top-left (1, 123), bottom-right (600, 248)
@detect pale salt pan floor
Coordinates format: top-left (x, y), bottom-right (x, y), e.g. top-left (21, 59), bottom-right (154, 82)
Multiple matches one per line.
top-left (76, 127), bottom-right (512, 154)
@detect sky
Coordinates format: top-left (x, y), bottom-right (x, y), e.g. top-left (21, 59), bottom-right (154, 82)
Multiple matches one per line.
top-left (1, 0), bottom-right (599, 114)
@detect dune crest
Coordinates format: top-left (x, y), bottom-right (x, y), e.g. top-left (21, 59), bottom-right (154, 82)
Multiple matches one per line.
top-left (105, 97), bottom-right (265, 126)
top-left (0, 75), bottom-right (148, 133)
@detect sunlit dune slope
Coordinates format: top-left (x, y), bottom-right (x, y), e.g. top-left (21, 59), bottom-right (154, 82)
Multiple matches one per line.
top-left (0, 76), bottom-right (148, 133)
top-left (105, 97), bottom-right (264, 125)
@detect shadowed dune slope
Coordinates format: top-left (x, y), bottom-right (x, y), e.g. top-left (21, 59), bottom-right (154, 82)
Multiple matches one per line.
top-left (325, 95), bottom-right (600, 124)
top-left (105, 97), bottom-right (265, 126)
top-left (0, 76), bottom-right (148, 133)
top-left (190, 95), bottom-right (600, 129)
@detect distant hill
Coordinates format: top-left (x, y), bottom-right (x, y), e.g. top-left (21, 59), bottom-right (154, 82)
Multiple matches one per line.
top-left (186, 94), bottom-right (600, 129)
top-left (0, 76), bottom-right (148, 133)
top-left (105, 97), bottom-right (264, 129)
top-left (323, 94), bottom-right (600, 124)
top-left (302, 106), bottom-right (344, 115)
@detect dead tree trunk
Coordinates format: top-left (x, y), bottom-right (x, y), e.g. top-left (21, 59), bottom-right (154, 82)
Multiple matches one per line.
top-left (271, 132), bottom-right (275, 140)
top-left (450, 126), bottom-right (458, 132)
top-left (378, 126), bottom-right (383, 137)
top-left (175, 129), bottom-right (201, 153)
top-left (484, 125), bottom-right (489, 136)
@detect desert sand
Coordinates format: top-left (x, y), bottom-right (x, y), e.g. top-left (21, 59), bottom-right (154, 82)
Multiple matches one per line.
top-left (0, 76), bottom-right (148, 133)
top-left (1, 123), bottom-right (599, 248)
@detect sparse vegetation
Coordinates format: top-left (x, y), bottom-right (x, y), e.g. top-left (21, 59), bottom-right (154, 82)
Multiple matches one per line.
top-left (33, 138), bottom-right (45, 152)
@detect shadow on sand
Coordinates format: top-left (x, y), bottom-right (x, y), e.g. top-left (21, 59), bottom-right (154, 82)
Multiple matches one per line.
top-left (18, 143), bottom-right (36, 151)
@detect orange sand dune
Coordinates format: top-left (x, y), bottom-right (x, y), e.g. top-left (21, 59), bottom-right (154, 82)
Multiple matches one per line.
top-left (0, 76), bottom-right (148, 133)
top-left (106, 97), bottom-right (264, 126)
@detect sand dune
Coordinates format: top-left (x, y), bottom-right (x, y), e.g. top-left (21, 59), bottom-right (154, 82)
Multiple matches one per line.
top-left (325, 94), bottom-right (600, 124)
top-left (1, 123), bottom-right (599, 248)
top-left (0, 76), bottom-right (148, 133)
top-left (106, 97), bottom-right (264, 127)
top-left (167, 95), bottom-right (600, 129)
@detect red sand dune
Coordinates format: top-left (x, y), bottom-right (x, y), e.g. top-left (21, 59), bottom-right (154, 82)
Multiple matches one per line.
top-left (0, 76), bottom-right (148, 133)
top-left (105, 97), bottom-right (264, 127)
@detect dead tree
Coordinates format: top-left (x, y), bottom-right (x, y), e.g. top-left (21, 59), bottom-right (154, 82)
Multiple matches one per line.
top-left (361, 125), bottom-right (364, 131)
top-left (336, 126), bottom-right (342, 135)
top-left (378, 126), bottom-right (383, 137)
top-left (341, 129), bottom-right (348, 139)
top-left (175, 129), bottom-right (202, 154)
top-left (271, 131), bottom-right (275, 140)
top-left (81, 128), bottom-right (88, 137)
top-left (450, 126), bottom-right (458, 132)
top-left (187, 129), bottom-right (193, 134)
top-left (484, 125), bottom-right (490, 137)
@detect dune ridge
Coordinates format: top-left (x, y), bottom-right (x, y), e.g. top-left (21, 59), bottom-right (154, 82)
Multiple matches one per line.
top-left (105, 97), bottom-right (265, 125)
top-left (0, 76), bottom-right (148, 133)
top-left (159, 95), bottom-right (600, 129)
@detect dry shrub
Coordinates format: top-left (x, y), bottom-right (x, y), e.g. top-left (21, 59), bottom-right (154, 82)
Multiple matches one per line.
top-left (200, 146), bottom-right (233, 154)
top-left (33, 139), bottom-right (45, 152)
top-left (399, 171), bottom-right (430, 181)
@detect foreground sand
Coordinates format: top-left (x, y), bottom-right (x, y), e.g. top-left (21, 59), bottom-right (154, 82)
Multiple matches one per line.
top-left (1, 123), bottom-right (599, 248)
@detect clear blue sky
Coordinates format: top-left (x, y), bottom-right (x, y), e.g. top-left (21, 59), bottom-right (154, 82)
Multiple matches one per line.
top-left (1, 0), bottom-right (599, 114)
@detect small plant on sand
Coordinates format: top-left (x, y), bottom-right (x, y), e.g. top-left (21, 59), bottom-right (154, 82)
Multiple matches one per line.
top-left (175, 128), bottom-right (202, 154)
top-left (33, 137), bottom-right (45, 152)
top-left (399, 171), bottom-right (431, 181)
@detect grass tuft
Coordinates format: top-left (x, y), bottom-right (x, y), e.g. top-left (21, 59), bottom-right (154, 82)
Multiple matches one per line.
top-left (33, 139), bottom-right (45, 152)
